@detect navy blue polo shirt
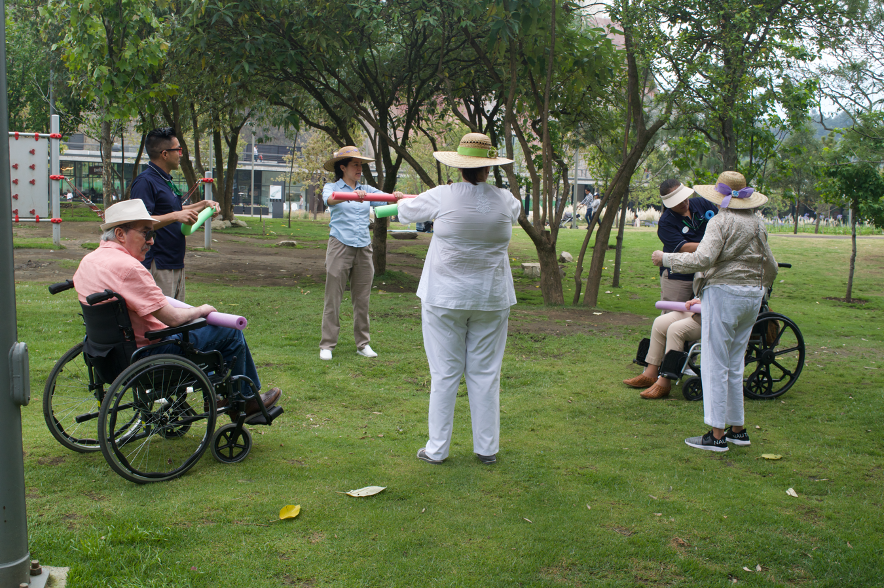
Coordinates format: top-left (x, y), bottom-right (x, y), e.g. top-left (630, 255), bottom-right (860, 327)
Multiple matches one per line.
top-left (130, 162), bottom-right (186, 270)
top-left (657, 196), bottom-right (718, 281)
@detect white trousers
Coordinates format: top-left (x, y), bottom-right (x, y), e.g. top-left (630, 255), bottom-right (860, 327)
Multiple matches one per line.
top-left (700, 285), bottom-right (764, 429)
top-left (421, 304), bottom-right (510, 460)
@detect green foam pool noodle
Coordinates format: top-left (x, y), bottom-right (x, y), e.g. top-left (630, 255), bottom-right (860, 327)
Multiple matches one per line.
top-left (181, 206), bottom-right (216, 235)
top-left (375, 204), bottom-right (399, 218)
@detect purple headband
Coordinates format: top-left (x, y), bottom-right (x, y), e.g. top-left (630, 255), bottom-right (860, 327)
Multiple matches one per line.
top-left (716, 183), bottom-right (754, 208)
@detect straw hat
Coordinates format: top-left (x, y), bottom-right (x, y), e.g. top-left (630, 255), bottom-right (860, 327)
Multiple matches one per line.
top-left (692, 171), bottom-right (768, 209)
top-left (323, 146), bottom-right (374, 172)
top-left (433, 133), bottom-right (513, 168)
top-left (660, 183), bottom-right (694, 209)
top-left (100, 199), bottom-right (157, 231)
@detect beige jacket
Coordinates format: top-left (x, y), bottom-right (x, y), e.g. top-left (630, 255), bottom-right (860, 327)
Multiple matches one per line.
top-left (666, 209), bottom-right (778, 291)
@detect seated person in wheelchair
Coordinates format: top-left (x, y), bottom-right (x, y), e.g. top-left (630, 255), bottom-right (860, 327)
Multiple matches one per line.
top-left (73, 199), bottom-right (281, 415)
top-left (624, 291), bottom-right (701, 400)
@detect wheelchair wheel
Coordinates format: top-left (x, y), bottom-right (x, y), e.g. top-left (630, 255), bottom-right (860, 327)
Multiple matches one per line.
top-left (681, 376), bottom-right (703, 401)
top-left (211, 423), bottom-right (253, 464)
top-left (98, 354), bottom-right (216, 483)
top-left (743, 313), bottom-right (805, 400)
top-left (43, 342), bottom-right (102, 453)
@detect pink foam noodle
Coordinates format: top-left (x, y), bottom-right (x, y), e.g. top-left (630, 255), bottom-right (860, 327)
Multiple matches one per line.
top-left (655, 300), bottom-right (702, 314)
top-left (165, 296), bottom-right (248, 330)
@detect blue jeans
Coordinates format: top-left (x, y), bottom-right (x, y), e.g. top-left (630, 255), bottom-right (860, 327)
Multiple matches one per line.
top-left (144, 325), bottom-right (261, 395)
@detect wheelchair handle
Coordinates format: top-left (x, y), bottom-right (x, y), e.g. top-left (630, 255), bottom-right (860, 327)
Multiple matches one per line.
top-left (48, 280), bottom-right (74, 295)
top-left (86, 289), bottom-right (119, 306)
top-left (778, 263), bottom-right (792, 268)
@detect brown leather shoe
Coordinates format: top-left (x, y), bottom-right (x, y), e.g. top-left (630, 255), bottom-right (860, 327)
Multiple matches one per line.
top-left (623, 374), bottom-right (656, 388)
top-left (244, 387), bottom-right (282, 415)
top-left (640, 383), bottom-right (671, 399)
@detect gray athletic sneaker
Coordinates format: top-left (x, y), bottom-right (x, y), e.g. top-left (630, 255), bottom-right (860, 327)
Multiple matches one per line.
top-left (685, 430), bottom-right (729, 452)
top-left (417, 448), bottom-right (443, 464)
top-left (724, 427), bottom-right (751, 446)
top-left (476, 453), bottom-right (497, 464)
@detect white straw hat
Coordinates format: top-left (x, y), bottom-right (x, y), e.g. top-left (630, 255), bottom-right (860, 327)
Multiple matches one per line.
top-left (660, 184), bottom-right (694, 208)
top-left (433, 133), bottom-right (513, 168)
top-left (692, 171), bottom-right (768, 209)
top-left (100, 199), bottom-right (157, 231)
top-left (323, 146), bottom-right (374, 172)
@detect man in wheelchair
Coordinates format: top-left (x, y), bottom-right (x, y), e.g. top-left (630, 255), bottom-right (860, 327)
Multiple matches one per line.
top-left (73, 199), bottom-right (281, 416)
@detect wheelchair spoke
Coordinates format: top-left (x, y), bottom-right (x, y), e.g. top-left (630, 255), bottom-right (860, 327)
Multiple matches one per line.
top-left (44, 343), bottom-right (103, 452)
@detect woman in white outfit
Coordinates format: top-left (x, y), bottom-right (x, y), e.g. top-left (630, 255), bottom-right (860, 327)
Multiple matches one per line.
top-left (396, 133), bottom-right (520, 465)
top-left (652, 171), bottom-right (777, 452)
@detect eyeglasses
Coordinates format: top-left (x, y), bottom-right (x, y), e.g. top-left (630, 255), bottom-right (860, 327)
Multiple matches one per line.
top-left (134, 228), bottom-right (157, 241)
top-left (164, 147), bottom-right (184, 154)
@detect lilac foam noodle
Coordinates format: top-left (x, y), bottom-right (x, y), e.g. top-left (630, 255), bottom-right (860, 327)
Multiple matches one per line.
top-left (165, 296), bottom-right (248, 330)
top-left (655, 300), bottom-right (701, 314)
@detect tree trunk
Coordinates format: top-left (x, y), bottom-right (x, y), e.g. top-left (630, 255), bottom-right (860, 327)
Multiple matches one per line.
top-left (372, 217), bottom-right (388, 274)
top-left (793, 197), bottom-right (800, 234)
top-left (124, 131), bottom-right (146, 200)
top-left (814, 208), bottom-right (821, 234)
top-left (846, 198), bottom-right (857, 302)
top-left (612, 189), bottom-right (628, 288)
top-left (583, 188), bottom-right (624, 306)
top-left (162, 100), bottom-right (199, 191)
top-left (100, 118), bottom-right (114, 209)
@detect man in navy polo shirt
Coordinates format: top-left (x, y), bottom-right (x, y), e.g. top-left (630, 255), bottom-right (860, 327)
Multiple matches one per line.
top-left (656, 179), bottom-right (718, 304)
top-left (130, 127), bottom-right (218, 301)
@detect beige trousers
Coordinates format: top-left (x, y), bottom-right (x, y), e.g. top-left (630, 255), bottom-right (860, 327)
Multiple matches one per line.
top-left (660, 270), bottom-right (694, 313)
top-left (320, 237), bottom-right (373, 351)
top-left (645, 310), bottom-right (701, 367)
top-left (149, 261), bottom-right (186, 302)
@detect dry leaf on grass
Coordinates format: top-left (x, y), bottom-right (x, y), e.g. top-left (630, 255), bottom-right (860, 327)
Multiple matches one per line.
top-left (279, 505), bottom-right (301, 520)
top-left (343, 486), bottom-right (386, 497)
top-left (761, 454), bottom-right (782, 460)
top-left (786, 488), bottom-right (799, 497)
top-left (743, 567), bottom-right (753, 572)
top-left (756, 564), bottom-right (762, 572)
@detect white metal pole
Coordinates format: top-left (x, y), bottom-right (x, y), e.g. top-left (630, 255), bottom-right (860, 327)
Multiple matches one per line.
top-left (571, 148), bottom-right (579, 229)
top-left (204, 171), bottom-right (213, 249)
top-left (51, 114), bottom-right (60, 246)
top-left (205, 133), bottom-right (213, 249)
top-left (250, 126), bottom-right (255, 217)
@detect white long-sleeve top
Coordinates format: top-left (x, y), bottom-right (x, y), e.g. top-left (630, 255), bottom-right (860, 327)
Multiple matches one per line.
top-left (397, 181), bottom-right (521, 310)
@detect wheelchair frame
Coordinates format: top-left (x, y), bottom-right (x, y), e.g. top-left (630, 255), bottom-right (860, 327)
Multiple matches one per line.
top-left (632, 264), bottom-right (805, 401)
top-left (42, 279), bottom-right (283, 483)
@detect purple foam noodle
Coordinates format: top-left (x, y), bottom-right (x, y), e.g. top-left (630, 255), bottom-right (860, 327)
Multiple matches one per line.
top-left (655, 300), bottom-right (702, 314)
top-left (165, 296), bottom-right (248, 330)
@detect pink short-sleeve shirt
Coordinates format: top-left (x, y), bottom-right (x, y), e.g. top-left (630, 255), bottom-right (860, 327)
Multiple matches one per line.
top-left (73, 241), bottom-right (169, 347)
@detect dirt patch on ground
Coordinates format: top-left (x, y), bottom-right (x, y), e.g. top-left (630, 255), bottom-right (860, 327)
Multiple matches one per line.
top-left (12, 220), bottom-right (426, 289)
top-left (509, 306), bottom-right (649, 335)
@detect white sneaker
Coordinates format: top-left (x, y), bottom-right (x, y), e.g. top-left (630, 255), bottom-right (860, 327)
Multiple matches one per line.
top-left (357, 345), bottom-right (378, 358)
top-left (319, 349), bottom-right (332, 361)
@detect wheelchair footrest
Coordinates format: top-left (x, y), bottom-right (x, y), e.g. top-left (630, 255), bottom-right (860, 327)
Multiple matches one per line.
top-left (659, 350), bottom-right (688, 381)
top-left (246, 405), bottom-right (283, 426)
top-left (633, 338), bottom-right (651, 367)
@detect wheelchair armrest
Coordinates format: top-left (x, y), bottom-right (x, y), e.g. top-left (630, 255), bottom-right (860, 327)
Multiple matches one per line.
top-left (145, 317), bottom-right (208, 340)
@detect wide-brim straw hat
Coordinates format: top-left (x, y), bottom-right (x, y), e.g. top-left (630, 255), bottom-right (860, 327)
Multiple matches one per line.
top-left (100, 199), bottom-right (157, 231)
top-left (433, 133), bottom-right (513, 169)
top-left (692, 171), bottom-right (768, 209)
top-left (660, 183), bottom-right (694, 209)
top-left (323, 146), bottom-right (374, 172)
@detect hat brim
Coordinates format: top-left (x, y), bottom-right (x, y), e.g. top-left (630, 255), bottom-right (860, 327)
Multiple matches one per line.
top-left (692, 185), bottom-right (768, 209)
top-left (433, 151), bottom-right (513, 169)
top-left (323, 154), bottom-right (374, 172)
top-left (100, 216), bottom-right (158, 232)
top-left (660, 184), bottom-right (694, 208)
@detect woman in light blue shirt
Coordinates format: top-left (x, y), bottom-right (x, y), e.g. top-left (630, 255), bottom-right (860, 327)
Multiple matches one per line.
top-left (318, 146), bottom-right (403, 360)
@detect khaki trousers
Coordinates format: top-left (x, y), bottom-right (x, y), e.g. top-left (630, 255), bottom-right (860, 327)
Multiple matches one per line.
top-left (645, 311), bottom-right (701, 366)
top-left (660, 270), bottom-right (694, 313)
top-left (320, 237), bottom-right (373, 350)
top-left (149, 261), bottom-right (186, 302)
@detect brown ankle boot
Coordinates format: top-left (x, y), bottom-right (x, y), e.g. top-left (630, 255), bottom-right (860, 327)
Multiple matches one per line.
top-left (624, 374), bottom-right (657, 388)
top-left (640, 383), bottom-right (671, 399)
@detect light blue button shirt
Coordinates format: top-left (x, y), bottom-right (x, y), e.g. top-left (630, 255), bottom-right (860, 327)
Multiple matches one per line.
top-left (322, 179), bottom-right (385, 248)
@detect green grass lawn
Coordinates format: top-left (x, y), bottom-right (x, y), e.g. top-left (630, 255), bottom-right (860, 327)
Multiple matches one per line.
top-left (12, 236), bottom-right (66, 250)
top-left (15, 224), bottom-right (884, 587)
